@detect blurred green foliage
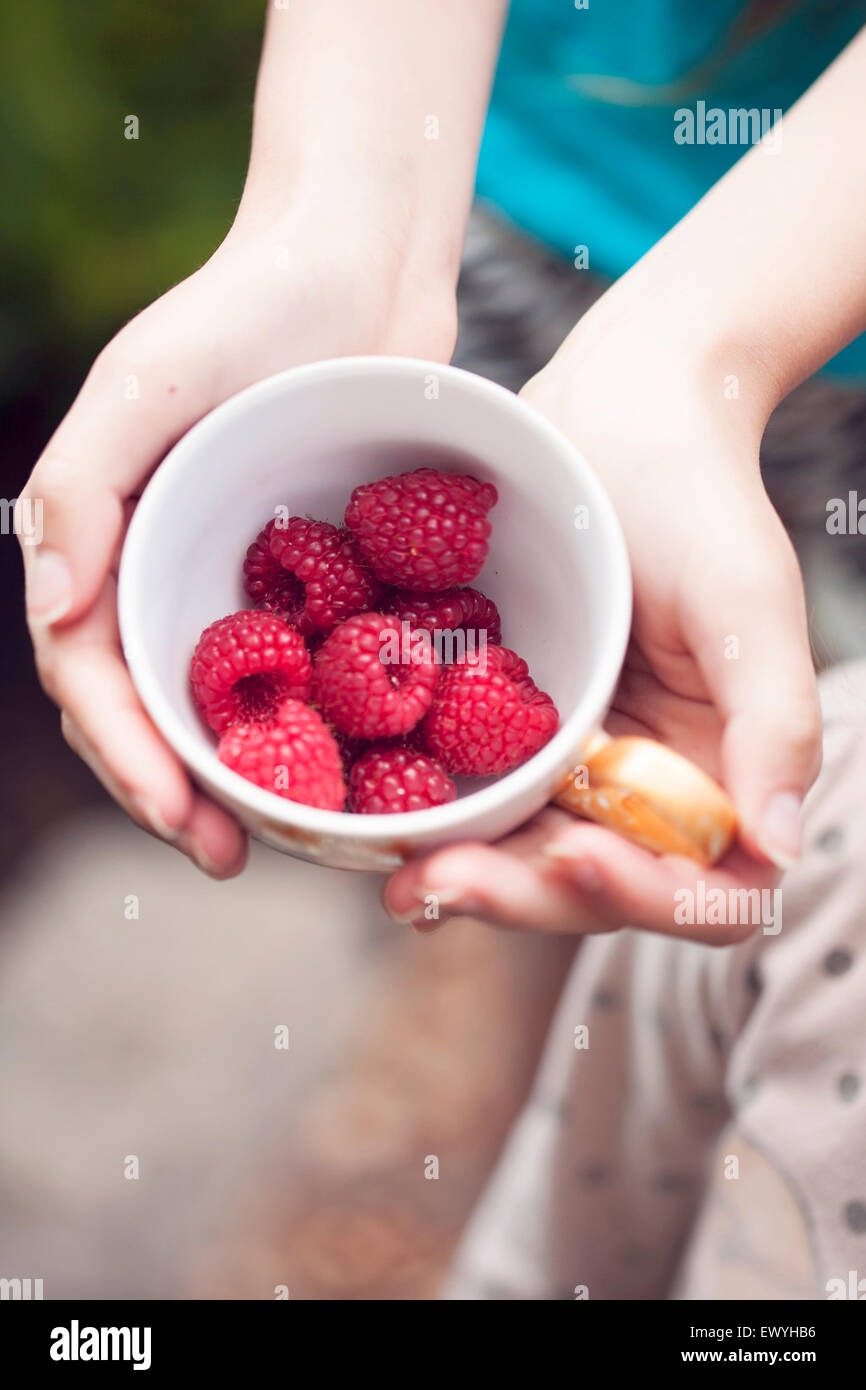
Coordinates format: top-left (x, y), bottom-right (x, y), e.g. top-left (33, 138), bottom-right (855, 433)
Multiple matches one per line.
top-left (1, 2), bottom-right (263, 418)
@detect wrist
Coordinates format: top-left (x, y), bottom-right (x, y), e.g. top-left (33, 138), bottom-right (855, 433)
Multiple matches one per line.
top-left (225, 175), bottom-right (458, 361)
top-left (550, 264), bottom-right (783, 450)
top-left (576, 213), bottom-right (799, 421)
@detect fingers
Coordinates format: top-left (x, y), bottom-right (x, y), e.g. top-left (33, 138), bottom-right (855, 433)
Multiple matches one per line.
top-left (33, 583), bottom-right (248, 878)
top-left (540, 820), bottom-right (779, 944)
top-left (385, 841), bottom-right (603, 935)
top-left (173, 797), bottom-right (250, 879)
top-left (683, 512), bottom-right (822, 869)
top-left (22, 327), bottom-right (206, 630)
top-left (384, 811), bottom-right (779, 944)
top-left (19, 304), bottom-right (246, 873)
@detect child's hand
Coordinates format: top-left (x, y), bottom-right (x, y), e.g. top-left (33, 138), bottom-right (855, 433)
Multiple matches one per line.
top-left (385, 303), bottom-right (822, 941)
top-left (387, 19), bottom-right (866, 940)
top-left (21, 222), bottom-right (455, 876)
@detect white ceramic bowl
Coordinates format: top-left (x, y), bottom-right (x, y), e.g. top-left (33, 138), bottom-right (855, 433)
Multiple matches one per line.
top-left (118, 357), bottom-right (632, 870)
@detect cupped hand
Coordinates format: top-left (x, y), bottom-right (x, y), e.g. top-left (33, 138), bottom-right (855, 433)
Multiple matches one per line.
top-left (21, 217), bottom-right (455, 877)
top-left (385, 308), bottom-right (822, 941)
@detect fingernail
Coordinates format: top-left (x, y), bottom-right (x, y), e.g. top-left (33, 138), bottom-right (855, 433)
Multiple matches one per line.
top-left (180, 830), bottom-right (233, 878)
top-left (427, 892), bottom-right (485, 920)
top-left (190, 843), bottom-right (229, 877)
top-left (758, 791), bottom-right (802, 870)
top-left (25, 549), bottom-right (72, 625)
top-left (134, 799), bottom-right (181, 842)
top-left (387, 907), bottom-right (425, 927)
top-left (543, 840), bottom-right (579, 862)
top-left (389, 891), bottom-right (485, 930)
top-left (386, 908), bottom-right (441, 931)
top-left (428, 886), bottom-right (477, 908)
top-left (543, 844), bottom-right (604, 892)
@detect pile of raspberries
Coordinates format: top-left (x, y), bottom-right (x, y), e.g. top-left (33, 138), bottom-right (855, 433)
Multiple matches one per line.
top-left (189, 468), bottom-right (559, 814)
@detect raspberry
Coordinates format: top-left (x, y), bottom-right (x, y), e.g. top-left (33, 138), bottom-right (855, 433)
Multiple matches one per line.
top-left (190, 610), bottom-right (312, 734)
top-left (268, 516), bottom-right (382, 632)
top-left (313, 612), bottom-right (439, 740)
top-left (344, 468), bottom-right (497, 588)
top-left (348, 745), bottom-right (456, 814)
top-left (421, 645), bottom-right (558, 776)
top-left (242, 519), bottom-right (316, 637)
top-left (382, 586), bottom-right (502, 647)
top-left (218, 699), bottom-right (345, 810)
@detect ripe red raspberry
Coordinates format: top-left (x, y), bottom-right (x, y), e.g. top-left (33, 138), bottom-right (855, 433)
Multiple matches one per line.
top-left (242, 519), bottom-right (315, 637)
top-left (421, 645), bottom-right (558, 776)
top-left (313, 612), bottom-right (439, 740)
top-left (344, 468), bottom-right (497, 589)
top-left (268, 516), bottom-right (381, 632)
top-left (348, 745), bottom-right (456, 814)
top-left (190, 610), bottom-right (312, 734)
top-left (382, 586), bottom-right (502, 647)
top-left (218, 699), bottom-right (345, 810)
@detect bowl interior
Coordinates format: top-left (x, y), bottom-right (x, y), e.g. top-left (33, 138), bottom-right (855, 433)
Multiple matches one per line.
top-left (120, 358), bottom-right (629, 833)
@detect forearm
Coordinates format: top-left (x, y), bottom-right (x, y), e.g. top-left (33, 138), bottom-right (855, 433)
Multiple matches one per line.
top-left (234, 0), bottom-right (505, 297)
top-left (554, 25), bottom-right (866, 425)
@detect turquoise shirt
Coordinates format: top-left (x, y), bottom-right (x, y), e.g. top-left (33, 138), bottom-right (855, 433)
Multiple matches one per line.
top-left (477, 1), bottom-right (866, 378)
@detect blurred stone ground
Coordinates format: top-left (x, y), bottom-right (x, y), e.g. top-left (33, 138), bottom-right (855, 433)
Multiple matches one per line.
top-left (0, 810), bottom-right (383, 1299)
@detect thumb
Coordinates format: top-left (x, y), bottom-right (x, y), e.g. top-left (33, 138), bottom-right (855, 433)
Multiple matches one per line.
top-left (686, 533), bottom-right (822, 869)
top-left (22, 329), bottom-right (205, 628)
top-left (21, 460), bottom-right (123, 627)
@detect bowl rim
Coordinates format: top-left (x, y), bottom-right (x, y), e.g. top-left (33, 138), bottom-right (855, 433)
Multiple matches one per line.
top-left (118, 355), bottom-right (632, 842)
